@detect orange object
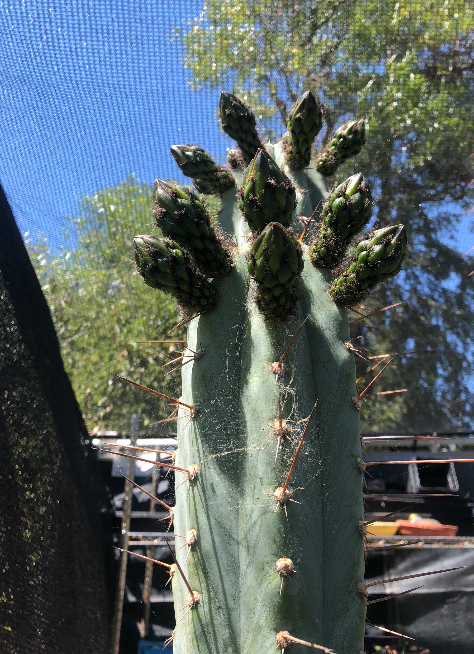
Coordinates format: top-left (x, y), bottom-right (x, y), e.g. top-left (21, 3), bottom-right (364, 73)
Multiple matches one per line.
top-left (396, 519), bottom-right (458, 537)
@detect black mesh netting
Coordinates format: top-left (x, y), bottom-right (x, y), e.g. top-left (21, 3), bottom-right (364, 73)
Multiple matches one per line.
top-left (0, 185), bottom-right (113, 652)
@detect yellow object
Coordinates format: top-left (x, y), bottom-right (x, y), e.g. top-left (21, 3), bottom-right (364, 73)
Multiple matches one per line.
top-left (366, 521), bottom-right (399, 536)
top-left (408, 513), bottom-right (440, 525)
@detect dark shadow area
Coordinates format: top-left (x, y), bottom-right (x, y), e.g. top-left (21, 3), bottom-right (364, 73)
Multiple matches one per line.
top-left (0, 185), bottom-right (114, 654)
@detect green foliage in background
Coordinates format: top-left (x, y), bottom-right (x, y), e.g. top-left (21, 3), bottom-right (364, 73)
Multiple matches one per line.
top-left (180, 0), bottom-right (474, 431)
top-left (26, 177), bottom-right (181, 434)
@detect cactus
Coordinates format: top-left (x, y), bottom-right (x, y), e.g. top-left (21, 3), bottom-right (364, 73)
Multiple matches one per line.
top-left (310, 173), bottom-right (373, 268)
top-left (284, 90), bottom-right (323, 170)
top-left (133, 92), bottom-right (407, 654)
top-left (170, 144), bottom-right (235, 195)
top-left (315, 119), bottom-right (366, 177)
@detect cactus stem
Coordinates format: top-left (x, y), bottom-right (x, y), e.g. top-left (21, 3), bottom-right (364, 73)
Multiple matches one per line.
top-left (275, 558), bottom-right (296, 595)
top-left (358, 357), bottom-right (394, 399)
top-left (270, 317), bottom-right (308, 378)
top-left (366, 621), bottom-right (414, 640)
top-left (281, 403), bottom-right (316, 493)
top-left (120, 474), bottom-right (175, 530)
top-left (276, 630), bottom-right (334, 654)
top-left (366, 586), bottom-right (423, 605)
top-left (113, 374), bottom-right (198, 416)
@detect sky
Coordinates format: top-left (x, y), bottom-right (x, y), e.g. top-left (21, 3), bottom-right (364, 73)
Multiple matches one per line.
top-left (0, 0), bottom-right (472, 260)
top-left (0, 0), bottom-right (234, 247)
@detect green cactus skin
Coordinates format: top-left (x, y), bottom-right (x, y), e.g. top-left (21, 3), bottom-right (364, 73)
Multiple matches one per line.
top-left (219, 92), bottom-right (265, 165)
top-left (152, 180), bottom-right (233, 278)
top-left (285, 90), bottom-right (323, 170)
top-left (238, 149), bottom-right (297, 232)
top-left (171, 160), bottom-right (366, 654)
top-left (133, 235), bottom-right (217, 314)
top-left (247, 222), bottom-right (304, 318)
top-left (310, 173), bottom-right (373, 268)
top-left (134, 97), bottom-right (406, 654)
top-left (315, 119), bottom-right (366, 177)
top-left (170, 144), bottom-right (235, 195)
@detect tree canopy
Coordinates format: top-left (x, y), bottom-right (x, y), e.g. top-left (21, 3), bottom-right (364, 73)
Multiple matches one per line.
top-left (180, 0), bottom-right (474, 431)
top-left (27, 177), bottom-right (182, 434)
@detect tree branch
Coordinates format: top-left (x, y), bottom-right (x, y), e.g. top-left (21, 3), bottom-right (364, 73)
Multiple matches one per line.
top-left (301, 0), bottom-right (356, 48)
top-left (263, 73), bottom-right (288, 124)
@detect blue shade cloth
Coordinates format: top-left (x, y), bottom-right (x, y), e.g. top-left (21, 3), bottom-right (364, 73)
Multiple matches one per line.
top-left (0, 1), bottom-right (472, 255)
top-left (0, 0), bottom-right (237, 246)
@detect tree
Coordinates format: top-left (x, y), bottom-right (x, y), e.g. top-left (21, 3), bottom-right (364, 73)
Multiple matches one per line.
top-left (27, 177), bottom-right (182, 434)
top-left (179, 0), bottom-right (474, 431)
